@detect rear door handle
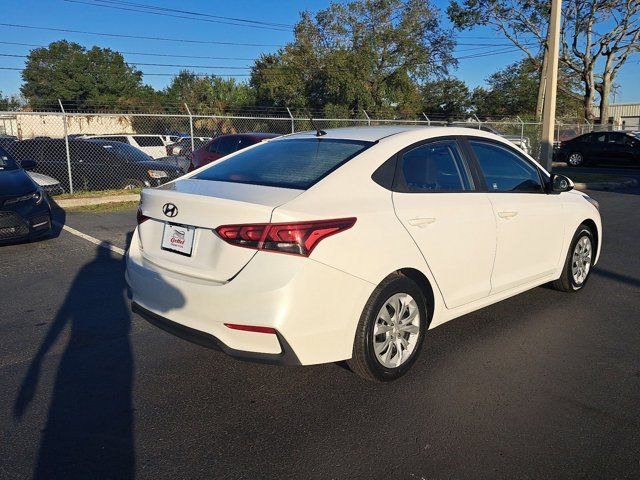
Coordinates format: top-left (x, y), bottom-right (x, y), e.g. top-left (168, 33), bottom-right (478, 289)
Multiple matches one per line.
top-left (408, 217), bottom-right (436, 227)
top-left (498, 211), bottom-right (518, 219)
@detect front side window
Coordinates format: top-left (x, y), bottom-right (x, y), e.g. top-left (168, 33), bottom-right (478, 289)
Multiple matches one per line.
top-left (193, 138), bottom-right (372, 190)
top-left (400, 140), bottom-right (474, 192)
top-left (469, 141), bottom-right (543, 193)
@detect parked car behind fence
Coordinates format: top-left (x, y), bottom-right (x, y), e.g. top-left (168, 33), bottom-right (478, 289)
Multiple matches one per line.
top-left (7, 138), bottom-right (183, 191)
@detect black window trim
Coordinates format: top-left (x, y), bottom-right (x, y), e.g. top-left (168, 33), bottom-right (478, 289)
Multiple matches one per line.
top-left (389, 136), bottom-right (482, 194)
top-left (460, 136), bottom-right (549, 195)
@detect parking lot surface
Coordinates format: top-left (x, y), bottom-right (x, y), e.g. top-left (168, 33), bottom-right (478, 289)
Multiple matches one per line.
top-left (1, 184), bottom-right (639, 479)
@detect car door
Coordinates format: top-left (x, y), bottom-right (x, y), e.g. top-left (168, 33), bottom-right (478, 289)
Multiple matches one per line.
top-left (607, 133), bottom-right (638, 165)
top-left (392, 138), bottom-right (497, 309)
top-left (466, 139), bottom-right (566, 294)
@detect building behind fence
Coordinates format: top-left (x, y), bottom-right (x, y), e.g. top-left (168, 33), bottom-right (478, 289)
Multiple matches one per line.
top-left (0, 107), bottom-right (623, 194)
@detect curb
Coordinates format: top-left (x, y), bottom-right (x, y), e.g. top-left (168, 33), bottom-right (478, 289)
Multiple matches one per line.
top-left (573, 178), bottom-right (638, 191)
top-left (53, 193), bottom-right (140, 208)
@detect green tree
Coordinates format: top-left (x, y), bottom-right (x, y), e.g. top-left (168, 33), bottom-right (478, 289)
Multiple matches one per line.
top-left (21, 41), bottom-right (144, 110)
top-left (163, 71), bottom-right (255, 114)
top-left (471, 59), bottom-right (582, 118)
top-left (251, 0), bottom-right (455, 117)
top-left (447, 0), bottom-right (640, 122)
top-left (0, 91), bottom-right (22, 111)
top-left (421, 78), bottom-right (472, 117)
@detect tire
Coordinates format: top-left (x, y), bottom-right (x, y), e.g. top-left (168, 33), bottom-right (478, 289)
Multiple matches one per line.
top-left (551, 225), bottom-right (595, 292)
top-left (567, 151), bottom-right (584, 167)
top-left (347, 273), bottom-right (428, 382)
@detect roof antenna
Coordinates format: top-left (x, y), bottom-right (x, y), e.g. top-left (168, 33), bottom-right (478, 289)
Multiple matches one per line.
top-left (308, 113), bottom-right (327, 137)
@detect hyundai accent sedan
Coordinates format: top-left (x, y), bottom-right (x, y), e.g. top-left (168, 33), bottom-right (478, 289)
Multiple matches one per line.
top-left (126, 126), bottom-right (602, 381)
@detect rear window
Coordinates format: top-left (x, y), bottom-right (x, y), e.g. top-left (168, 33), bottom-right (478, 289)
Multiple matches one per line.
top-left (133, 136), bottom-right (165, 147)
top-left (193, 138), bottom-right (372, 190)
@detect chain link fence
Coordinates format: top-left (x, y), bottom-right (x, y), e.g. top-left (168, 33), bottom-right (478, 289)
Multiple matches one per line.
top-left (0, 108), bottom-right (602, 195)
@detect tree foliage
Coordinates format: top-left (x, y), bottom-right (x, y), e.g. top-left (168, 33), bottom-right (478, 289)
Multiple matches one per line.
top-left (472, 59), bottom-right (582, 118)
top-left (21, 41), bottom-right (145, 110)
top-left (251, 0), bottom-right (456, 116)
top-left (421, 77), bottom-right (472, 117)
top-left (448, 0), bottom-right (640, 122)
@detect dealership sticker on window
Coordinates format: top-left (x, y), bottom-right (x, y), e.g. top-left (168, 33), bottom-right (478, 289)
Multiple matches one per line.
top-left (162, 223), bottom-right (195, 256)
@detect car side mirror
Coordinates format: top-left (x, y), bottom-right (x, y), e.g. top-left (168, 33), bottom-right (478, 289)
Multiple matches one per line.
top-left (21, 159), bottom-right (37, 171)
top-left (551, 173), bottom-right (574, 193)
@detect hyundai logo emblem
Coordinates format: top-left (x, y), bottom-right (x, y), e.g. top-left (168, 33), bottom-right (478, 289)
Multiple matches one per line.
top-left (162, 203), bottom-right (178, 218)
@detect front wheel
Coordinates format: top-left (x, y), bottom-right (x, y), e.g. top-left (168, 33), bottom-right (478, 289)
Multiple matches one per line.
top-left (552, 225), bottom-right (595, 292)
top-left (347, 273), bottom-right (427, 382)
top-left (567, 151), bottom-right (584, 167)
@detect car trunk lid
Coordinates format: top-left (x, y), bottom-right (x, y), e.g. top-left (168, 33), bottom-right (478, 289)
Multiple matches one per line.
top-left (137, 179), bottom-right (303, 282)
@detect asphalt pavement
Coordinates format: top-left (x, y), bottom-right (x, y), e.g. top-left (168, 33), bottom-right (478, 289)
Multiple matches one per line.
top-left (1, 182), bottom-right (639, 479)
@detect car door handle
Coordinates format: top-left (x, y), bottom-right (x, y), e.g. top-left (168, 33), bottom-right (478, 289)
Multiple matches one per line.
top-left (408, 217), bottom-right (436, 227)
top-left (498, 211), bottom-right (518, 219)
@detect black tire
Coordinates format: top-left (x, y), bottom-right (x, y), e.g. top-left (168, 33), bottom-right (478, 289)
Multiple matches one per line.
top-left (551, 225), bottom-right (595, 292)
top-left (347, 273), bottom-right (428, 382)
top-left (567, 151), bottom-right (584, 167)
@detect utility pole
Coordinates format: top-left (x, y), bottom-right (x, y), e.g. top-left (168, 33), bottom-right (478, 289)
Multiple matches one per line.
top-left (539, 0), bottom-right (562, 171)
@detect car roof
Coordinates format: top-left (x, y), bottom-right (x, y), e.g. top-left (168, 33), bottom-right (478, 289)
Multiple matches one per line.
top-left (284, 125), bottom-right (509, 143)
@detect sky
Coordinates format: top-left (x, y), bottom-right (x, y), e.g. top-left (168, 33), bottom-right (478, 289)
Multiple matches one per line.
top-left (0, 0), bottom-right (638, 104)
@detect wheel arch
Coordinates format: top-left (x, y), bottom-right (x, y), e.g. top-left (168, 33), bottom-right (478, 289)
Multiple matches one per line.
top-left (397, 267), bottom-right (436, 326)
top-left (580, 218), bottom-right (600, 264)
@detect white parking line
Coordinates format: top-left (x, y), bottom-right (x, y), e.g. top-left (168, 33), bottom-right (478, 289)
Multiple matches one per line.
top-left (53, 221), bottom-right (125, 256)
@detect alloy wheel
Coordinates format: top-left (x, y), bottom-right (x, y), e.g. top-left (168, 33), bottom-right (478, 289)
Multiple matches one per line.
top-left (571, 236), bottom-right (592, 285)
top-left (372, 293), bottom-right (421, 368)
top-left (568, 152), bottom-right (583, 166)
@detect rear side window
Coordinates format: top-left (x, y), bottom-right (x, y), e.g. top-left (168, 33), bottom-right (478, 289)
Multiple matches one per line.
top-left (399, 140), bottom-right (473, 192)
top-left (216, 136), bottom-right (239, 156)
top-left (470, 141), bottom-right (543, 193)
top-left (133, 136), bottom-right (164, 147)
top-left (193, 138), bottom-right (372, 190)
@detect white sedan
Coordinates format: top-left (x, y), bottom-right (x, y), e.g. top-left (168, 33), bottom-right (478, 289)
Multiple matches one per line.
top-left (126, 126), bottom-right (602, 381)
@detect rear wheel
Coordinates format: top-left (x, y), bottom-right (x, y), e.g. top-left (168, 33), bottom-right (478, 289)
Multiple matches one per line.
top-left (552, 225), bottom-right (595, 292)
top-left (567, 151), bottom-right (584, 166)
top-left (347, 273), bottom-right (427, 382)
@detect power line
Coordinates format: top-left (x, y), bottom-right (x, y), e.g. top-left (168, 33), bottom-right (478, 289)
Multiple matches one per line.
top-left (0, 41), bottom-right (256, 61)
top-left (0, 46), bottom-right (524, 74)
top-left (0, 23), bottom-right (284, 48)
top-left (64, 0), bottom-right (292, 32)
top-left (91, 0), bottom-right (293, 28)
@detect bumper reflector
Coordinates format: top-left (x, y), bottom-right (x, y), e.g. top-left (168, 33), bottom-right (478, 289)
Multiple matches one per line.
top-left (224, 324), bottom-right (277, 334)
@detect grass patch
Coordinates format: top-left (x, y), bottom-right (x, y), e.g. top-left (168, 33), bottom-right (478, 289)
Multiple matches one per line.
top-left (63, 200), bottom-right (139, 213)
top-left (53, 188), bottom-right (141, 200)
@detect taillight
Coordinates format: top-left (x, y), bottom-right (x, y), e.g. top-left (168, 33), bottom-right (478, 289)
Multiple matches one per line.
top-left (215, 218), bottom-right (356, 257)
top-left (136, 207), bottom-right (149, 225)
top-left (165, 145), bottom-right (172, 155)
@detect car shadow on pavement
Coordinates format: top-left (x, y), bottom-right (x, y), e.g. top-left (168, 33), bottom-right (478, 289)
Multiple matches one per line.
top-left (12, 237), bottom-right (183, 479)
top-left (594, 267), bottom-right (640, 288)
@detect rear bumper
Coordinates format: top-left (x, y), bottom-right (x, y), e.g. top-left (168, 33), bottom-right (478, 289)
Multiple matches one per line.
top-left (126, 228), bottom-right (375, 365)
top-left (132, 302), bottom-right (301, 365)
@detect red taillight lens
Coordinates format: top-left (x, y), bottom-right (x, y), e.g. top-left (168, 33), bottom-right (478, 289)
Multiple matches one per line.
top-left (216, 218), bottom-right (356, 257)
top-left (136, 207), bottom-right (149, 225)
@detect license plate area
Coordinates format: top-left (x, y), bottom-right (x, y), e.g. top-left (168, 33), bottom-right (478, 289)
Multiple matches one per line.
top-left (161, 222), bottom-right (195, 256)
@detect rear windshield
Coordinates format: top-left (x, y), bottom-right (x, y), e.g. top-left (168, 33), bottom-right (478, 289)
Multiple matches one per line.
top-left (193, 138), bottom-right (372, 189)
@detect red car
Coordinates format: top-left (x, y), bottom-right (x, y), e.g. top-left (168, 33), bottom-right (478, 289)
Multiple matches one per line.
top-left (188, 133), bottom-right (280, 172)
